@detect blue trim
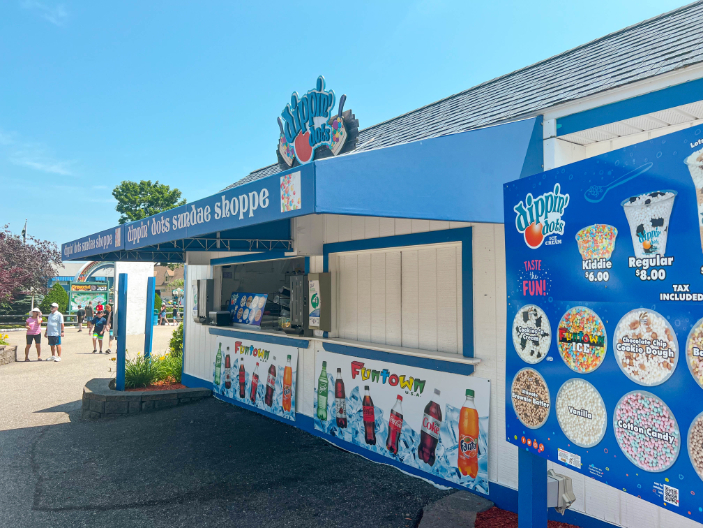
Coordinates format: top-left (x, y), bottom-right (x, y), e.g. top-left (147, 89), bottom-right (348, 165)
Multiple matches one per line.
top-left (144, 276), bottom-right (155, 358)
top-left (321, 342), bottom-right (475, 376)
top-left (519, 115), bottom-right (544, 178)
top-left (116, 273), bottom-right (128, 391)
top-left (181, 265), bottom-right (188, 380)
top-left (518, 449), bottom-right (548, 528)
top-left (211, 251), bottom-right (290, 266)
top-left (207, 327), bottom-right (310, 349)
top-left (323, 227), bottom-right (474, 358)
top-left (180, 370), bottom-right (622, 528)
top-left (557, 77), bottom-right (703, 136)
top-left (304, 256), bottom-right (309, 273)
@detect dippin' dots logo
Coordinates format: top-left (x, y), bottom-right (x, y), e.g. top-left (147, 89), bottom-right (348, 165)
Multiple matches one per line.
top-left (513, 184), bottom-right (570, 249)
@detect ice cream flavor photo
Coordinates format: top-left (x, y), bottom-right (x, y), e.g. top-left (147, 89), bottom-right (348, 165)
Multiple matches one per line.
top-left (621, 191), bottom-right (677, 258)
top-left (685, 148), bottom-right (703, 253)
top-left (614, 391), bottom-right (680, 473)
top-left (511, 368), bottom-right (550, 429)
top-left (556, 378), bottom-right (607, 448)
top-left (575, 224), bottom-right (617, 261)
top-left (614, 309), bottom-right (678, 386)
top-left (512, 304), bottom-right (551, 364)
top-left (557, 307), bottom-right (607, 374)
top-left (686, 317), bottom-right (703, 389)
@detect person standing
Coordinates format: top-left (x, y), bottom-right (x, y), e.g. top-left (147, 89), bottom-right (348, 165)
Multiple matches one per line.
top-left (91, 309), bottom-right (107, 353)
top-left (159, 307), bottom-right (167, 326)
top-left (44, 303), bottom-right (65, 362)
top-left (85, 302), bottom-right (94, 333)
top-left (172, 305), bottom-right (178, 326)
top-left (96, 300), bottom-right (104, 313)
top-left (104, 304), bottom-right (114, 354)
top-left (76, 304), bottom-right (85, 332)
top-left (24, 308), bottom-right (43, 361)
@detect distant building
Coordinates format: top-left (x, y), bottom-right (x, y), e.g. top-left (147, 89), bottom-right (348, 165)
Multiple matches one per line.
top-left (154, 265), bottom-right (184, 301)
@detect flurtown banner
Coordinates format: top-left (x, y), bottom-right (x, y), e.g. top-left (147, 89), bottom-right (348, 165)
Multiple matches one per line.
top-left (212, 335), bottom-right (298, 422)
top-left (314, 350), bottom-right (490, 493)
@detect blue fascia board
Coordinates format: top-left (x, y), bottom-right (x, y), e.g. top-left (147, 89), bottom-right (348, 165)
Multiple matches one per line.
top-left (557, 77), bottom-right (703, 136)
top-left (210, 251), bottom-right (291, 266)
top-left (207, 327), bottom-right (310, 348)
top-left (313, 117), bottom-right (541, 224)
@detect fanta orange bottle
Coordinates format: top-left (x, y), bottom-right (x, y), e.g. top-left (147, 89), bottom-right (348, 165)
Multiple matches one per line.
top-left (282, 355), bottom-right (293, 412)
top-left (458, 389), bottom-right (479, 478)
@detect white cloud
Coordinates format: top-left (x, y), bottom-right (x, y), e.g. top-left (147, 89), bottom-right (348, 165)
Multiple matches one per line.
top-left (0, 127), bottom-right (76, 176)
top-left (20, 1), bottom-right (68, 26)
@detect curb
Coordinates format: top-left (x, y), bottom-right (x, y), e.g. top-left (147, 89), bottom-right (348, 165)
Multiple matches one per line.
top-left (418, 491), bottom-right (494, 528)
top-left (81, 378), bottom-right (212, 419)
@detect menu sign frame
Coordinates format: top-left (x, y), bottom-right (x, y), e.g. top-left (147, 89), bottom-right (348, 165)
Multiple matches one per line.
top-left (503, 124), bottom-right (703, 521)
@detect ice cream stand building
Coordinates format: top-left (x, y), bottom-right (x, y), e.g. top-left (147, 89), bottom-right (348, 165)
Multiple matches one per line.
top-left (62, 4), bottom-right (703, 527)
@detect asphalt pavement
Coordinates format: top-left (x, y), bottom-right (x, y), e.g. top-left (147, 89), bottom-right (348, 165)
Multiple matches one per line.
top-left (0, 325), bottom-right (452, 528)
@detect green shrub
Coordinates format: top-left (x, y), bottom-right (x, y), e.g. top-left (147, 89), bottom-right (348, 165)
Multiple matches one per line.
top-left (169, 323), bottom-right (183, 358)
top-left (155, 292), bottom-right (162, 312)
top-left (39, 283), bottom-right (69, 313)
top-left (159, 353), bottom-right (182, 383)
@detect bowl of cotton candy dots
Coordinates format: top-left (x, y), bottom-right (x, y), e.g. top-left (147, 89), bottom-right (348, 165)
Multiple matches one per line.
top-left (614, 390), bottom-right (680, 472)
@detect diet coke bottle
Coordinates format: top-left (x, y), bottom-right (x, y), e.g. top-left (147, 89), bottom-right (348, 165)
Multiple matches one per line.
top-left (418, 388), bottom-right (443, 466)
top-left (386, 395), bottom-right (404, 455)
top-left (362, 385), bottom-right (376, 445)
top-left (335, 368), bottom-right (347, 428)
top-left (238, 363), bottom-right (245, 399)
top-left (265, 363), bottom-right (276, 407)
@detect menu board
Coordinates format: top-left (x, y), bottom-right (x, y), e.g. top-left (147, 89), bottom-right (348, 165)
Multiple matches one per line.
top-left (503, 124), bottom-right (703, 521)
top-left (229, 292), bottom-right (268, 326)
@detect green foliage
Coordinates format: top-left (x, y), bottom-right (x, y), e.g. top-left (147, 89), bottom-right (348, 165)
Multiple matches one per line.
top-left (171, 278), bottom-right (184, 290)
top-left (124, 351), bottom-right (183, 388)
top-left (155, 292), bottom-right (162, 312)
top-left (39, 283), bottom-right (69, 313)
top-left (169, 323), bottom-right (183, 358)
top-left (124, 354), bottom-right (162, 389)
top-left (112, 180), bottom-right (186, 225)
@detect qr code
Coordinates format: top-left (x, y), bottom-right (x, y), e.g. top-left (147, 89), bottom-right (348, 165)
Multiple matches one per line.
top-left (664, 484), bottom-right (679, 506)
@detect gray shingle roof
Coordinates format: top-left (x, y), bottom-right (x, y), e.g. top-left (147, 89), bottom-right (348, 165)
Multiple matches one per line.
top-left (225, 1), bottom-right (703, 191)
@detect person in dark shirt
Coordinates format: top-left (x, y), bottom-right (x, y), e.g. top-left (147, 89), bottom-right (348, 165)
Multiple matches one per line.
top-left (85, 302), bottom-right (94, 333)
top-left (104, 305), bottom-right (114, 354)
top-left (76, 305), bottom-right (86, 332)
top-left (91, 310), bottom-right (107, 353)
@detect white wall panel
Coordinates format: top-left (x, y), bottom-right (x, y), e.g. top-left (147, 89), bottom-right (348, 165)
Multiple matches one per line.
top-left (401, 249), bottom-right (419, 349)
top-left (436, 246), bottom-right (458, 353)
top-left (351, 216), bottom-right (365, 241)
top-left (385, 251), bottom-right (402, 346)
top-left (356, 253), bottom-right (371, 343)
top-left (364, 217), bottom-right (380, 240)
top-left (379, 218), bottom-right (395, 238)
top-left (418, 248), bottom-right (437, 351)
top-left (370, 252), bottom-right (387, 345)
top-left (394, 218), bottom-right (412, 236)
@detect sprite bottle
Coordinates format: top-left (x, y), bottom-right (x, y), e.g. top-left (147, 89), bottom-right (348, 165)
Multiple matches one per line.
top-left (214, 343), bottom-right (222, 386)
top-left (317, 361), bottom-right (328, 421)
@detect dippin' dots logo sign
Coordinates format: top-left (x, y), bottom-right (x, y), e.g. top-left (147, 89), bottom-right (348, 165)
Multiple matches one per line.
top-left (513, 184), bottom-right (570, 249)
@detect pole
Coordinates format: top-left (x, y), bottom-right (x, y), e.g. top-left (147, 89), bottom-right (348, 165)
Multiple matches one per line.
top-left (144, 276), bottom-right (155, 358)
top-left (518, 449), bottom-right (548, 528)
top-left (116, 273), bottom-right (128, 391)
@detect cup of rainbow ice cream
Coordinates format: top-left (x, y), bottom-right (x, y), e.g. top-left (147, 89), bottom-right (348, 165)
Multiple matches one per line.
top-left (621, 191), bottom-right (677, 258)
top-left (575, 224), bottom-right (618, 260)
top-left (684, 148), bottom-right (703, 253)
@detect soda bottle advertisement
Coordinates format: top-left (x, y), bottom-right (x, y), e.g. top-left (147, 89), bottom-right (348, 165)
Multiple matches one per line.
top-left (212, 336), bottom-right (298, 422)
top-left (503, 124), bottom-right (703, 521)
top-left (313, 350), bottom-right (490, 493)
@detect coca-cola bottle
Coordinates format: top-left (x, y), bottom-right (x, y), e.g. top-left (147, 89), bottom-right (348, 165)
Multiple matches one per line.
top-left (265, 363), bottom-right (276, 407)
top-left (238, 363), bottom-right (245, 399)
top-left (418, 388), bottom-right (443, 466)
top-left (386, 395), bottom-right (404, 455)
top-left (335, 368), bottom-right (347, 428)
top-left (362, 385), bottom-right (376, 445)
top-left (250, 362), bottom-right (260, 403)
top-left (224, 354), bottom-right (231, 390)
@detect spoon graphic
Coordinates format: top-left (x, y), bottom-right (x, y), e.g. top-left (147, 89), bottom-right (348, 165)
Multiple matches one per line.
top-left (584, 162), bottom-right (653, 203)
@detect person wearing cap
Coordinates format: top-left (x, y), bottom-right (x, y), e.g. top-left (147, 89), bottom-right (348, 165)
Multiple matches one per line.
top-left (24, 308), bottom-right (43, 361)
top-left (76, 304), bottom-right (85, 332)
top-left (44, 302), bottom-right (65, 362)
top-left (91, 309), bottom-right (107, 353)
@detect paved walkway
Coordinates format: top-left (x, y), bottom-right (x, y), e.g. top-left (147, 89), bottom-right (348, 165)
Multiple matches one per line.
top-left (0, 325), bottom-right (452, 527)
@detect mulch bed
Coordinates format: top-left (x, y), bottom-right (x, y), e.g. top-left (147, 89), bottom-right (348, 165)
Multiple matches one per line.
top-left (475, 507), bottom-right (577, 528)
top-left (126, 381), bottom-right (187, 392)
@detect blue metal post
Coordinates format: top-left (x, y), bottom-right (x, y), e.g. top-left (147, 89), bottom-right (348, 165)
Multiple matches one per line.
top-left (518, 449), bottom-right (548, 528)
top-left (116, 273), bottom-right (128, 391)
top-left (144, 276), bottom-right (155, 358)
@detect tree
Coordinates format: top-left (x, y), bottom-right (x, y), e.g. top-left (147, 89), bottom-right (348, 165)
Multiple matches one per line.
top-left (39, 283), bottom-right (69, 313)
top-left (112, 180), bottom-right (186, 225)
top-left (155, 292), bottom-right (162, 312)
top-left (171, 278), bottom-right (184, 289)
top-left (0, 225), bottom-right (62, 303)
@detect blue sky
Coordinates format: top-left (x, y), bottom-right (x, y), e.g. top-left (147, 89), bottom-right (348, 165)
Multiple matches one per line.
top-left (0, 0), bottom-right (690, 248)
